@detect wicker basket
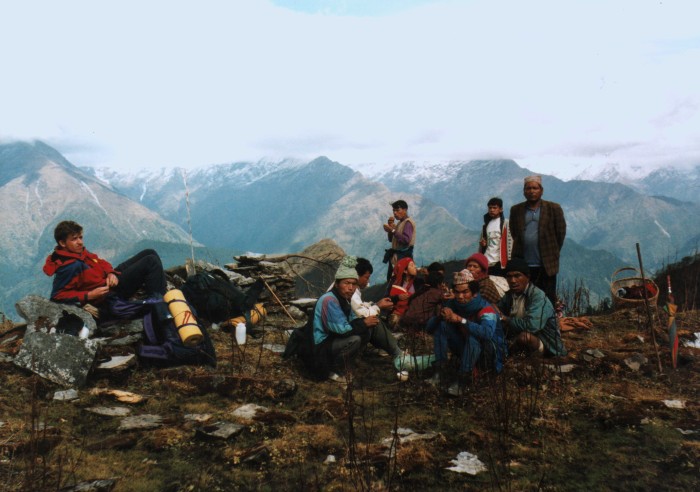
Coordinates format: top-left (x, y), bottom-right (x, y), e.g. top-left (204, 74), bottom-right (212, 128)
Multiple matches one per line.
top-left (610, 267), bottom-right (659, 309)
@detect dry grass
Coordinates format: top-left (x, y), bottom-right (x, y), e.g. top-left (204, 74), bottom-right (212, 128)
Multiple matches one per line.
top-left (0, 305), bottom-right (699, 491)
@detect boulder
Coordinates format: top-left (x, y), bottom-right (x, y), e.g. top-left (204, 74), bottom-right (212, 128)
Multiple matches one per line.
top-left (14, 331), bottom-right (99, 387)
top-left (15, 295), bottom-right (96, 335)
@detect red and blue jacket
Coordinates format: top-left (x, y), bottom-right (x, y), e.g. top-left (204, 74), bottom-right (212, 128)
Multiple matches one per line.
top-left (43, 247), bottom-right (116, 305)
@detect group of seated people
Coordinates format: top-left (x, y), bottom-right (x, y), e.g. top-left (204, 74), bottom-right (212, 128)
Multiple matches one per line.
top-left (314, 253), bottom-right (567, 387)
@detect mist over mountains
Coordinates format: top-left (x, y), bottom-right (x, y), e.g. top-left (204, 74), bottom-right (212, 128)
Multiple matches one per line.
top-left (2, 140), bottom-right (698, 319)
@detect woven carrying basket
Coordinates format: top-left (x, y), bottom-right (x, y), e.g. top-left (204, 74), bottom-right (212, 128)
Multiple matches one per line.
top-left (610, 267), bottom-right (659, 309)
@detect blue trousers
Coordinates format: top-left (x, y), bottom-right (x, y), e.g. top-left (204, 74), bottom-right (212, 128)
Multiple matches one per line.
top-left (429, 318), bottom-right (482, 373)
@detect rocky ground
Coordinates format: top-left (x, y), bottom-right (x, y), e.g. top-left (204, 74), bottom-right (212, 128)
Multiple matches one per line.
top-left (1, 257), bottom-right (699, 491)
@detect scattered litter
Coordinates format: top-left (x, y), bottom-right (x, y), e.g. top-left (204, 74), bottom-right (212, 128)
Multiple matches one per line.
top-left (232, 403), bottom-right (269, 420)
top-left (54, 389), bottom-right (79, 401)
top-left (662, 400), bottom-right (686, 409)
top-left (676, 428), bottom-right (696, 435)
top-left (118, 414), bottom-right (163, 430)
top-left (545, 364), bottom-right (576, 373)
top-left (90, 388), bottom-right (145, 404)
top-left (641, 418), bottom-right (652, 425)
top-left (446, 451), bottom-right (487, 475)
top-left (682, 333), bottom-right (700, 349)
top-left (87, 406), bottom-right (132, 417)
top-left (381, 427), bottom-right (438, 447)
top-left (323, 454), bottom-right (336, 464)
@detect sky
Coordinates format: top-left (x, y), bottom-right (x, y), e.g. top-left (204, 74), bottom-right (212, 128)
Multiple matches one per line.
top-left (1, 0), bottom-right (699, 180)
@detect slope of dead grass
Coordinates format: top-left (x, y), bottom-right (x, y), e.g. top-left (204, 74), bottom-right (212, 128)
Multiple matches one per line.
top-left (1, 308), bottom-right (699, 491)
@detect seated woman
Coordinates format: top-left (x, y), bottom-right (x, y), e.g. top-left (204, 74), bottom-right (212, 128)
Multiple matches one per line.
top-left (399, 267), bottom-right (445, 333)
top-left (464, 253), bottom-right (503, 305)
top-left (387, 257), bottom-right (417, 329)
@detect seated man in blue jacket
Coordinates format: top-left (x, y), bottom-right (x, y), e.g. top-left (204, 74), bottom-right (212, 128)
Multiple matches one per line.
top-left (497, 258), bottom-right (567, 357)
top-left (313, 256), bottom-right (397, 382)
top-left (429, 270), bottom-right (506, 392)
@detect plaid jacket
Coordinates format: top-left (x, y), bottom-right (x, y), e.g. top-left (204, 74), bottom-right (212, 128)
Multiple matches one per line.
top-left (509, 200), bottom-right (566, 276)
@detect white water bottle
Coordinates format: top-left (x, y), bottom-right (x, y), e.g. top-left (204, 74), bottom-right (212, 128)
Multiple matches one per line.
top-left (235, 322), bottom-right (246, 345)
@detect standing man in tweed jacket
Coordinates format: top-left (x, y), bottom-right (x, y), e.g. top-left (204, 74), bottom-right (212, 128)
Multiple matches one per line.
top-left (509, 175), bottom-right (566, 305)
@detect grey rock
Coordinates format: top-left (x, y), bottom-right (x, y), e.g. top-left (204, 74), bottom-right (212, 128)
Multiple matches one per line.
top-left (15, 295), bottom-right (96, 335)
top-left (105, 334), bottom-right (143, 347)
top-left (54, 389), bottom-right (79, 401)
top-left (14, 331), bottom-right (98, 387)
top-left (96, 319), bottom-right (143, 337)
top-left (87, 406), bottom-right (132, 417)
top-left (286, 305), bottom-right (306, 320)
top-left (118, 414), bottom-right (163, 430)
top-left (262, 343), bottom-right (286, 354)
top-left (195, 421), bottom-right (245, 440)
top-left (624, 353), bottom-right (648, 371)
top-left (274, 378), bottom-right (298, 398)
top-left (59, 478), bottom-right (117, 492)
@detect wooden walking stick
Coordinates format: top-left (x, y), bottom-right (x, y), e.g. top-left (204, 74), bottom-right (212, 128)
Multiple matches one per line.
top-left (635, 243), bottom-right (663, 373)
top-left (259, 277), bottom-right (299, 327)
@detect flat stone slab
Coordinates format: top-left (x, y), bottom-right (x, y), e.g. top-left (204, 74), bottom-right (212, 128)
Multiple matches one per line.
top-left (97, 354), bottom-right (136, 370)
top-left (54, 389), bottom-right (80, 401)
top-left (87, 406), bottom-right (132, 417)
top-left (118, 414), bottom-right (163, 430)
top-left (90, 388), bottom-right (145, 404)
top-left (289, 298), bottom-right (317, 309)
top-left (195, 421), bottom-right (245, 440)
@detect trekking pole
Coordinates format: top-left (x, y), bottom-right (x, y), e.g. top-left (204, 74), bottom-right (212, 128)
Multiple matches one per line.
top-left (259, 277), bottom-right (299, 327)
top-left (635, 243), bottom-right (663, 373)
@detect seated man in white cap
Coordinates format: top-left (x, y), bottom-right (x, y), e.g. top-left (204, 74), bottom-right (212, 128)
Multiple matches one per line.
top-left (313, 256), bottom-right (400, 382)
top-left (497, 258), bottom-right (567, 357)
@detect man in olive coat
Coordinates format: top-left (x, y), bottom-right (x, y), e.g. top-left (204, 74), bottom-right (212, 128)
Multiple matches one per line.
top-left (509, 175), bottom-right (566, 305)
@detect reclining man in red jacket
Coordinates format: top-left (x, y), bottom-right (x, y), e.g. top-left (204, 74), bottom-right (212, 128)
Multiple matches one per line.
top-left (43, 220), bottom-right (166, 315)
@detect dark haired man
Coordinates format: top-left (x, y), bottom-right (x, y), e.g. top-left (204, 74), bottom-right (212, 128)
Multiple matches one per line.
top-left (497, 258), bottom-right (566, 357)
top-left (382, 199), bottom-right (416, 282)
top-left (43, 220), bottom-right (166, 314)
top-left (429, 270), bottom-right (506, 394)
top-left (509, 176), bottom-right (566, 305)
top-left (479, 197), bottom-right (512, 277)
